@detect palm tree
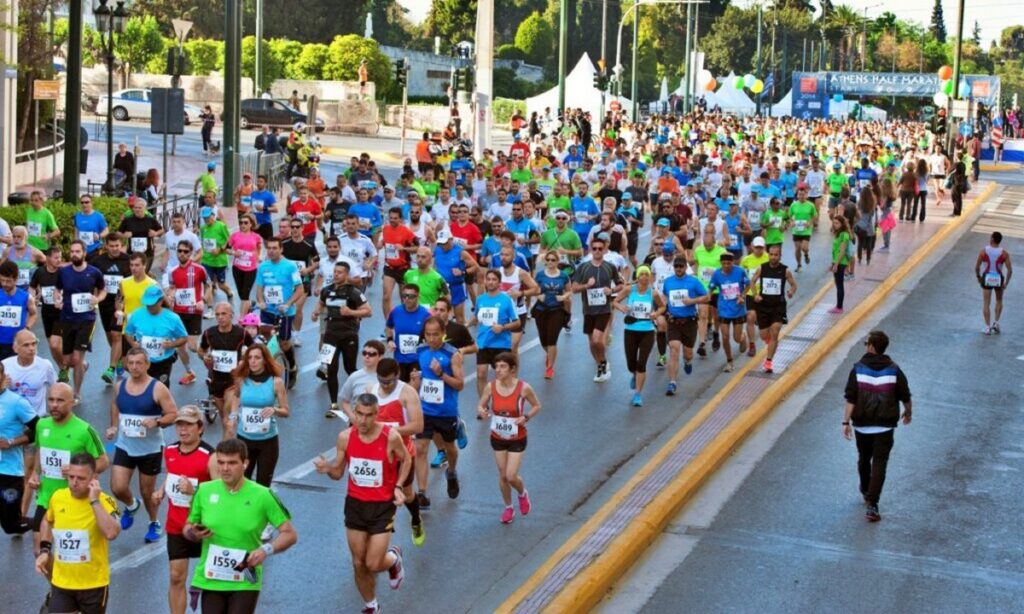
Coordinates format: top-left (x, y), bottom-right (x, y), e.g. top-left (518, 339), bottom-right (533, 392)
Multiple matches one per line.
top-left (822, 4), bottom-right (863, 70)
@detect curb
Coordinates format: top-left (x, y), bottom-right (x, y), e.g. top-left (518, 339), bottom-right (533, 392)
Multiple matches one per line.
top-left (321, 145), bottom-right (403, 163)
top-left (981, 162), bottom-right (1019, 172)
top-left (499, 181), bottom-right (999, 613)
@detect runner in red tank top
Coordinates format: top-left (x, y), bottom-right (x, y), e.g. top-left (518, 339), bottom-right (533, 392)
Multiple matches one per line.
top-left (367, 358), bottom-right (425, 546)
top-left (154, 405), bottom-right (218, 614)
top-left (380, 209), bottom-right (419, 319)
top-left (314, 393), bottom-right (411, 614)
top-left (476, 351), bottom-right (541, 524)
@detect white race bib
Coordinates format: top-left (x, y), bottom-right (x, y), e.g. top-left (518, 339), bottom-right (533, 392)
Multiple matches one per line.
top-left (204, 544), bottom-right (248, 582)
top-left (240, 406), bottom-right (270, 435)
top-left (478, 307), bottom-right (499, 327)
top-left (318, 343), bottom-right (337, 366)
top-left (700, 267), bottom-right (715, 283)
top-left (55, 529), bottom-right (90, 563)
top-left (574, 210), bottom-right (589, 224)
top-left (384, 244), bottom-right (399, 260)
top-left (103, 275), bottom-right (123, 296)
top-left (762, 278), bottom-right (783, 296)
top-left (165, 473), bottom-right (199, 508)
top-left (41, 286), bottom-right (55, 305)
top-left (490, 415), bottom-right (519, 439)
top-left (586, 288), bottom-right (607, 306)
top-left (398, 334), bottom-right (418, 355)
top-left (174, 288), bottom-right (196, 307)
top-left (140, 336), bottom-right (166, 360)
top-left (983, 272), bottom-right (1001, 288)
top-left (668, 289), bottom-right (689, 308)
top-left (234, 250), bottom-right (254, 269)
top-left (40, 447), bottom-right (70, 479)
top-left (264, 285), bottom-right (284, 305)
top-left (793, 220), bottom-right (809, 232)
top-left (71, 293), bottom-right (93, 313)
top-left (119, 415), bottom-right (148, 438)
top-left (419, 377), bottom-right (443, 405)
top-left (0, 304), bottom-right (22, 327)
top-left (203, 238), bottom-right (218, 252)
top-left (630, 299), bottom-right (652, 319)
top-left (27, 221), bottom-right (43, 237)
top-left (348, 457), bottom-right (384, 488)
top-left (131, 237), bottom-right (148, 253)
top-left (78, 231), bottom-right (97, 245)
top-left (17, 267), bottom-right (31, 286)
top-left (210, 350), bottom-right (238, 373)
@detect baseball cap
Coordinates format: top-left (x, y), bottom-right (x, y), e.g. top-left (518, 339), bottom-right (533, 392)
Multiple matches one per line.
top-left (833, 162), bottom-right (842, 169)
top-left (200, 207), bottom-right (214, 219)
top-left (751, 236), bottom-right (766, 248)
top-left (141, 285), bottom-right (164, 307)
top-left (175, 405), bottom-right (203, 424)
top-left (662, 242), bottom-right (676, 253)
top-left (437, 229), bottom-right (453, 243)
top-left (621, 192), bottom-right (632, 201)
top-left (659, 192), bottom-right (673, 201)
top-left (207, 162), bottom-right (216, 171)
top-left (656, 218), bottom-right (671, 227)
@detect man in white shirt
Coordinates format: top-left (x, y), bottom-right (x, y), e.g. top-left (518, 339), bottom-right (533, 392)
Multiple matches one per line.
top-left (159, 211), bottom-right (201, 278)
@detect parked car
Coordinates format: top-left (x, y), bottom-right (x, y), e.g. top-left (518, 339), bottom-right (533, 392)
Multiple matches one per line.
top-left (95, 88), bottom-right (204, 125)
top-left (238, 98), bottom-right (325, 132)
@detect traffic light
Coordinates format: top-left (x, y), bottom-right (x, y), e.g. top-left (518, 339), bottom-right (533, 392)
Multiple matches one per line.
top-left (935, 114), bottom-right (947, 135)
top-left (454, 67), bottom-right (471, 92)
top-left (593, 71), bottom-right (608, 91)
top-left (394, 59), bottom-right (408, 88)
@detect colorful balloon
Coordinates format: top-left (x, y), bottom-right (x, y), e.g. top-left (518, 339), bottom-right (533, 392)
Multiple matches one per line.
top-left (705, 78), bottom-right (717, 92)
top-left (735, 76), bottom-right (745, 90)
top-left (751, 79), bottom-right (764, 94)
top-left (942, 79), bottom-right (953, 95)
top-left (743, 74), bottom-right (756, 88)
top-left (698, 69), bottom-right (714, 89)
top-left (933, 92), bottom-right (948, 107)
top-left (937, 65), bottom-right (953, 80)
top-left (958, 81), bottom-right (970, 98)
top-left (833, 94), bottom-right (843, 103)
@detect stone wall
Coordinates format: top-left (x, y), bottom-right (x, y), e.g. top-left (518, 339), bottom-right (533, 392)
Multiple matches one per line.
top-left (76, 67), bottom-right (254, 113)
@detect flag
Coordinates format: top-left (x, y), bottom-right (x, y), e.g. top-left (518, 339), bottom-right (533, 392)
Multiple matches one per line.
top-left (760, 74), bottom-right (775, 100)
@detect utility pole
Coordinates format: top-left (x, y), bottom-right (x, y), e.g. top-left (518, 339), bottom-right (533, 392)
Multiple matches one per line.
top-left (948, 0), bottom-right (966, 153)
top-left (600, 0), bottom-right (607, 121)
top-left (630, 4), bottom-right (639, 119)
top-left (475, 0), bottom-right (494, 154)
top-left (683, 1), bottom-right (692, 114)
top-left (223, 0), bottom-right (241, 206)
top-left (254, 0), bottom-right (263, 96)
top-left (755, 3), bottom-right (762, 116)
top-left (558, 0), bottom-right (568, 114)
top-left (62, 0), bottom-right (83, 202)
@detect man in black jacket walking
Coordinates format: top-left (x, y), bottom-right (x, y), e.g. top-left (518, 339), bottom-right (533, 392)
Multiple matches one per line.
top-left (842, 330), bottom-right (912, 522)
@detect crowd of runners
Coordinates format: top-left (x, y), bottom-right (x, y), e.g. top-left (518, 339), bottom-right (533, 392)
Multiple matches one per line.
top-left (0, 108), bottom-right (1011, 614)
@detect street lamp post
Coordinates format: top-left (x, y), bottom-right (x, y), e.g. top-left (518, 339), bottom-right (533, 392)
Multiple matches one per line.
top-left (94, 0), bottom-right (128, 195)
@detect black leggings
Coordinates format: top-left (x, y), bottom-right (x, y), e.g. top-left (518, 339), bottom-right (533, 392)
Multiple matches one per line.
top-left (324, 333), bottom-right (359, 404)
top-left (533, 308), bottom-right (567, 347)
top-left (624, 329), bottom-right (655, 374)
top-left (0, 474), bottom-right (29, 535)
top-left (201, 589), bottom-right (260, 614)
top-left (855, 429), bottom-right (894, 505)
top-left (833, 263), bottom-right (847, 309)
top-left (952, 188), bottom-right (964, 216)
top-left (856, 231), bottom-right (876, 263)
top-left (898, 191), bottom-right (914, 220)
top-left (241, 436), bottom-right (279, 487)
top-left (232, 268), bottom-right (257, 301)
top-left (201, 127), bottom-right (214, 152)
top-left (911, 190), bottom-right (927, 222)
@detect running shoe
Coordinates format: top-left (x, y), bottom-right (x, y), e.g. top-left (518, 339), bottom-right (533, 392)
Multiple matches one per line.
top-left (430, 450), bottom-right (447, 468)
top-left (58, 367), bottom-right (69, 383)
top-left (564, 318), bottom-right (574, 333)
top-left (656, 354), bottom-right (667, 369)
top-left (455, 418), bottom-right (468, 450)
top-left (865, 504), bottom-right (881, 522)
top-left (203, 308), bottom-right (214, 319)
top-left (827, 307), bottom-right (844, 314)
top-left (544, 365), bottom-right (554, 379)
top-left (446, 471), bottom-right (460, 499)
top-left (387, 546), bottom-right (405, 589)
top-left (629, 374), bottom-right (636, 390)
top-left (121, 498), bottom-right (139, 530)
top-left (101, 367), bottom-right (115, 384)
top-left (747, 342), bottom-right (756, 357)
top-left (518, 491), bottom-right (532, 516)
top-left (325, 403), bottom-right (338, 418)
top-left (179, 371), bottom-right (197, 386)
top-left (697, 343), bottom-right (707, 358)
top-left (416, 492), bottom-right (431, 510)
top-left (763, 359), bottom-right (774, 374)
top-left (260, 524), bottom-right (276, 542)
top-left (877, 246), bottom-right (889, 252)
top-left (723, 362), bottom-right (734, 373)
top-left (144, 521), bottom-right (163, 543)
top-left (204, 405), bottom-right (218, 424)
top-left (666, 381), bottom-right (677, 396)
top-left (631, 393), bottom-right (643, 407)
top-left (804, 253), bottom-right (810, 265)
top-left (411, 522), bottom-right (426, 547)
top-left (684, 362), bottom-right (693, 375)
top-left (361, 605), bottom-right (380, 614)
top-left (293, 337), bottom-right (303, 348)
top-left (501, 506), bottom-right (515, 524)
top-left (595, 362), bottom-right (611, 383)
top-left (316, 365), bottom-right (328, 381)
top-left (992, 322), bottom-right (1001, 334)
top-left (73, 396), bottom-right (81, 406)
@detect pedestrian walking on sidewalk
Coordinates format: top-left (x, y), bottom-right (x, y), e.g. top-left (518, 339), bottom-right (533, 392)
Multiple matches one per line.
top-left (841, 330), bottom-right (912, 522)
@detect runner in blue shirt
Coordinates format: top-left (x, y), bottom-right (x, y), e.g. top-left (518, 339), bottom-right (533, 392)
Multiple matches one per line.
top-left (349, 196), bottom-right (383, 240)
top-left (659, 257), bottom-right (710, 395)
top-left (385, 283), bottom-right (431, 380)
top-left (570, 186), bottom-right (599, 248)
top-left (0, 261), bottom-right (37, 361)
top-left (0, 362), bottom-right (37, 535)
top-left (708, 252), bottom-right (749, 372)
top-left (562, 146), bottom-right (583, 177)
top-left (73, 196), bottom-right (108, 256)
top-left (255, 237), bottom-right (304, 381)
top-left (250, 175), bottom-right (279, 241)
top-left (472, 269), bottom-right (520, 399)
top-left (123, 285), bottom-right (189, 385)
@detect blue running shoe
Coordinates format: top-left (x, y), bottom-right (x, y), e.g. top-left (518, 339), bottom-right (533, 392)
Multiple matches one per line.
top-left (684, 362), bottom-right (693, 375)
top-left (120, 498), bottom-right (139, 530)
top-left (430, 450), bottom-right (447, 468)
top-left (455, 418), bottom-right (468, 450)
top-left (666, 381), bottom-right (677, 396)
top-left (629, 374), bottom-right (636, 390)
top-left (631, 393), bottom-right (643, 407)
top-left (144, 521), bottom-right (162, 543)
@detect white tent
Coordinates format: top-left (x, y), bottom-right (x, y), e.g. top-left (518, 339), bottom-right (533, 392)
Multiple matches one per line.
top-left (683, 72), bottom-right (756, 115)
top-left (525, 53), bottom-right (633, 121)
top-left (768, 89), bottom-right (792, 117)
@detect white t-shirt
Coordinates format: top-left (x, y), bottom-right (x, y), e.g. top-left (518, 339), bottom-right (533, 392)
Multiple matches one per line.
top-left (163, 229), bottom-right (201, 272)
top-left (2, 356), bottom-right (57, 417)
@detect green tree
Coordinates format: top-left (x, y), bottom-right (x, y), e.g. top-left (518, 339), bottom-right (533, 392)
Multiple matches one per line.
top-left (929, 0), bottom-right (946, 43)
top-left (496, 44), bottom-right (526, 60)
top-left (130, 0), bottom-right (226, 39)
top-left (1000, 26), bottom-right (1024, 59)
top-left (426, 0), bottom-right (477, 47)
top-left (114, 16), bottom-right (165, 82)
top-left (702, 5), bottom-right (761, 75)
top-left (241, 36), bottom-right (286, 91)
top-left (823, 4), bottom-right (864, 70)
top-left (323, 35), bottom-right (391, 92)
top-left (514, 11), bottom-right (554, 65)
top-left (293, 43), bottom-right (331, 80)
top-left (183, 38), bottom-right (223, 75)
top-left (267, 38), bottom-right (303, 79)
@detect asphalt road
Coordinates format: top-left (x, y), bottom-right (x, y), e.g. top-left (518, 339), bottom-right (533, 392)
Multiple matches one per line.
top-left (624, 226), bottom-right (1024, 613)
top-left (0, 212), bottom-right (841, 611)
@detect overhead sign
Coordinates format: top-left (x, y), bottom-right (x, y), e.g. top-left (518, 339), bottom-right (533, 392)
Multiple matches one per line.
top-left (33, 80), bottom-right (60, 100)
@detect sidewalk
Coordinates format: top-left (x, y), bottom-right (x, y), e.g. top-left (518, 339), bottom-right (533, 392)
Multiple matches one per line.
top-left (500, 181), bottom-right (999, 613)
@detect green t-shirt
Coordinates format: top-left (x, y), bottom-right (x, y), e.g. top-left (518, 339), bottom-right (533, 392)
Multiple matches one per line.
top-left (760, 208), bottom-right (790, 245)
top-left (535, 178), bottom-right (557, 201)
top-left (789, 200), bottom-right (816, 237)
top-left (832, 231), bottom-right (851, 266)
top-left (197, 173), bottom-right (218, 195)
top-left (26, 207), bottom-right (58, 250)
top-left (415, 181), bottom-right (440, 208)
top-left (546, 196), bottom-right (571, 229)
top-left (540, 227), bottom-right (583, 271)
top-left (200, 221), bottom-right (231, 268)
top-left (35, 416), bottom-right (105, 508)
top-left (402, 268), bottom-right (449, 308)
top-left (510, 168), bottom-right (533, 184)
top-left (740, 253), bottom-right (769, 296)
top-left (693, 244), bottom-right (727, 289)
top-left (188, 479), bottom-right (291, 592)
top-left (826, 172), bottom-right (848, 195)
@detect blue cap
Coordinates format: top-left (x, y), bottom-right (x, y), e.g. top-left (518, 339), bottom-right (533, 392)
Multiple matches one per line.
top-left (662, 242), bottom-right (676, 253)
top-left (141, 285), bottom-right (164, 307)
top-left (621, 192), bottom-right (632, 200)
top-left (200, 207), bottom-right (214, 219)
top-left (207, 162), bottom-right (216, 171)
top-left (657, 218), bottom-right (671, 227)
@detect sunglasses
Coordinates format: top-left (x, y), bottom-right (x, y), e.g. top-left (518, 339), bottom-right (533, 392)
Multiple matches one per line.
top-left (590, 247), bottom-right (605, 252)
top-left (290, 224), bottom-right (303, 229)
top-left (362, 350), bottom-right (379, 357)
top-left (177, 249), bottom-right (191, 254)
top-left (401, 293), bottom-right (418, 299)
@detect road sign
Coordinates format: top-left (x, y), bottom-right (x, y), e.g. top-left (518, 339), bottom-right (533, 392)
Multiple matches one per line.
top-left (33, 80), bottom-right (60, 100)
top-left (959, 121), bottom-right (973, 137)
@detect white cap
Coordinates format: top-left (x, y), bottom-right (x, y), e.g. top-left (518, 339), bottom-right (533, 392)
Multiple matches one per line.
top-left (752, 236), bottom-right (766, 248)
top-left (437, 229), bottom-right (453, 244)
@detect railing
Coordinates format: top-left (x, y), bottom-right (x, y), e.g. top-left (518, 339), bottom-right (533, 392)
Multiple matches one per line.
top-left (149, 193), bottom-right (202, 230)
top-left (233, 151), bottom-right (287, 194)
top-left (14, 125), bottom-right (67, 164)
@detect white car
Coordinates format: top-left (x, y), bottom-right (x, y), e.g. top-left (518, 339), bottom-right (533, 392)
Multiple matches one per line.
top-left (96, 88), bottom-right (204, 125)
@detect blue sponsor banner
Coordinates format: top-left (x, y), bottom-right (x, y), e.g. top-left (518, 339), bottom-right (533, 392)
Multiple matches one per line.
top-left (791, 72), bottom-right (828, 119)
top-left (824, 72), bottom-right (1000, 105)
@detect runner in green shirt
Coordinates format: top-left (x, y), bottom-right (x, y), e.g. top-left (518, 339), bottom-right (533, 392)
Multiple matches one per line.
top-left (759, 198), bottom-right (790, 247)
top-left (402, 248), bottom-right (450, 309)
top-left (826, 163), bottom-right (849, 213)
top-left (194, 163), bottom-right (219, 195)
top-left (185, 439), bottom-right (297, 606)
top-left (199, 216), bottom-right (231, 269)
top-left (25, 191), bottom-right (60, 251)
top-left (33, 383), bottom-right (108, 512)
top-left (789, 185), bottom-right (817, 271)
top-left (546, 184), bottom-right (572, 229)
top-left (692, 226), bottom-right (727, 356)
top-left (539, 210), bottom-right (584, 273)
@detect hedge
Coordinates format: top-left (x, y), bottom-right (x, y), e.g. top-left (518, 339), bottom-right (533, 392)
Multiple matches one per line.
top-left (493, 98), bottom-right (526, 125)
top-left (0, 196), bottom-right (130, 255)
